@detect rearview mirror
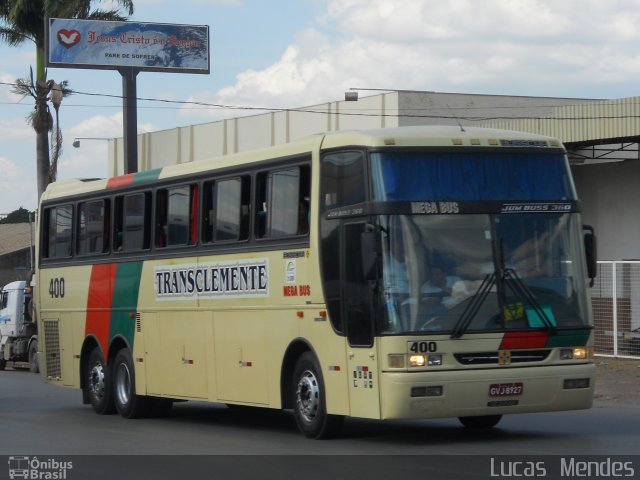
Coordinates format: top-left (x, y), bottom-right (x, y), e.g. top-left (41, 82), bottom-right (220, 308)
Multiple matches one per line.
top-left (361, 230), bottom-right (381, 280)
top-left (583, 225), bottom-right (597, 287)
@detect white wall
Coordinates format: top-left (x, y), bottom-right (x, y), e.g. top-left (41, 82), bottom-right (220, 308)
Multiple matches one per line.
top-left (572, 161), bottom-right (640, 260)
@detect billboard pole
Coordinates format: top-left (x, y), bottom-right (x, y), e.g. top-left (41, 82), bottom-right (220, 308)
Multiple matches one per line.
top-left (120, 67), bottom-right (139, 174)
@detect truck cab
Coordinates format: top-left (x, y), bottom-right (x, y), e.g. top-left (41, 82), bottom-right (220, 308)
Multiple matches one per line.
top-left (0, 280), bottom-right (37, 371)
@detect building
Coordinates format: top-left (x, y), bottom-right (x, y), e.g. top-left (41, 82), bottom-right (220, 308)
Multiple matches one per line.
top-left (0, 222), bottom-right (34, 287)
top-left (106, 90), bottom-right (640, 261)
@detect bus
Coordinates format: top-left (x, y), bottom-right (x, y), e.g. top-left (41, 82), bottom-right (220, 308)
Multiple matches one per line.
top-left (35, 126), bottom-right (597, 438)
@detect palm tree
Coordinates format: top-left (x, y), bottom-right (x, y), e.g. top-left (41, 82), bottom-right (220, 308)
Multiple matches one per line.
top-left (0, 0), bottom-right (134, 200)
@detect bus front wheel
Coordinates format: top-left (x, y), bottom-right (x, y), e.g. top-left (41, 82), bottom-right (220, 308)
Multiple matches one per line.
top-left (292, 352), bottom-right (343, 439)
top-left (86, 347), bottom-right (115, 415)
top-left (458, 415), bottom-right (502, 429)
top-left (113, 348), bottom-right (150, 419)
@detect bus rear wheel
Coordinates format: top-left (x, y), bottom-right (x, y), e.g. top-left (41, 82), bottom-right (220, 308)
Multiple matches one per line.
top-left (292, 352), bottom-right (343, 439)
top-left (458, 415), bottom-right (502, 429)
top-left (86, 347), bottom-right (115, 415)
top-left (113, 349), bottom-right (150, 419)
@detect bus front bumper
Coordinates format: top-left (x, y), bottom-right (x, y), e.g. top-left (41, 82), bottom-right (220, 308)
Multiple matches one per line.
top-left (379, 363), bottom-right (595, 420)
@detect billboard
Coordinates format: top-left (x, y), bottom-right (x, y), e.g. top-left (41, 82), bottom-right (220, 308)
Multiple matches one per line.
top-left (46, 18), bottom-right (210, 74)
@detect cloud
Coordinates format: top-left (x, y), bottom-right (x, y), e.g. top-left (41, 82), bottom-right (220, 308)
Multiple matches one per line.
top-left (0, 156), bottom-right (36, 212)
top-left (0, 118), bottom-right (35, 143)
top-left (0, 156), bottom-right (23, 179)
top-left (57, 113), bottom-right (155, 180)
top-left (175, 0), bottom-right (640, 122)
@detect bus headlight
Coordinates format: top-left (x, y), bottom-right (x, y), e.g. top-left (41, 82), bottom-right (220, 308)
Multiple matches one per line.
top-left (409, 354), bottom-right (426, 367)
top-left (560, 347), bottom-right (591, 360)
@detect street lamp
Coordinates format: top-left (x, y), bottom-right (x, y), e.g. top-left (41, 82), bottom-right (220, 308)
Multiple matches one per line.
top-left (72, 137), bottom-right (111, 148)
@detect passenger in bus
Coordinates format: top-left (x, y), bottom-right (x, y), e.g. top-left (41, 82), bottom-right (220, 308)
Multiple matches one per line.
top-left (421, 261), bottom-right (468, 312)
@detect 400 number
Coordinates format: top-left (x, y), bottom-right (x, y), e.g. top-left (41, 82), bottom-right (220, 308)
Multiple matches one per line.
top-left (409, 341), bottom-right (437, 353)
top-left (49, 277), bottom-right (65, 298)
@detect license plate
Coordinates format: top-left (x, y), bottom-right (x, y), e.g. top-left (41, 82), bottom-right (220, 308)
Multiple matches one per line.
top-left (489, 382), bottom-right (523, 397)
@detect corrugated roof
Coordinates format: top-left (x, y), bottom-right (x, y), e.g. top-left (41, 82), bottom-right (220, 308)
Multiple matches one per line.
top-left (0, 223), bottom-right (34, 256)
top-left (485, 96), bottom-right (640, 144)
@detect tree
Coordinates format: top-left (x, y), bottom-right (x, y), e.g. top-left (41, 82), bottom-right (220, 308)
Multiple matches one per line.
top-left (0, 207), bottom-right (34, 224)
top-left (0, 0), bottom-right (134, 200)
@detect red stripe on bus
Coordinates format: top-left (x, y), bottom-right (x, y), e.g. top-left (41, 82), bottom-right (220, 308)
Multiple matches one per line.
top-left (85, 263), bottom-right (115, 357)
top-left (499, 331), bottom-right (549, 350)
top-left (106, 174), bottom-right (135, 189)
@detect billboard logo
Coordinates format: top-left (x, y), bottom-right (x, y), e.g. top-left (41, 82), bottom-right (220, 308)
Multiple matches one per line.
top-left (56, 29), bottom-right (82, 48)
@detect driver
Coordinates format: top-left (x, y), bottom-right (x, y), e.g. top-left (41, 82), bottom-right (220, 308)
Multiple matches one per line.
top-left (421, 262), bottom-right (468, 311)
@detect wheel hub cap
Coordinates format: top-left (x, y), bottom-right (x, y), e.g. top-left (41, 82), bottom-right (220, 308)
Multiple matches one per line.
top-left (89, 363), bottom-right (105, 401)
top-left (115, 363), bottom-right (131, 406)
top-left (296, 370), bottom-right (320, 422)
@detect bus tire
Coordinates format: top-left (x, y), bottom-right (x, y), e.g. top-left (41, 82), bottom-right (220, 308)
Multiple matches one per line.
top-left (292, 352), bottom-right (344, 439)
top-left (458, 415), bottom-right (502, 429)
top-left (86, 347), bottom-right (115, 414)
top-left (28, 340), bottom-right (39, 373)
top-left (113, 348), bottom-right (150, 419)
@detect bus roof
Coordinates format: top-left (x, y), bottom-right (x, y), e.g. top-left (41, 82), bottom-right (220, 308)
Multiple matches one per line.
top-left (41, 126), bottom-right (562, 203)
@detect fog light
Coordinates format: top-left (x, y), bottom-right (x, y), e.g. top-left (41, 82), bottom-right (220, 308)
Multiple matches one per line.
top-left (388, 354), bottom-right (405, 368)
top-left (563, 378), bottom-right (590, 389)
top-left (411, 386), bottom-right (443, 397)
top-left (427, 354), bottom-right (443, 366)
top-left (409, 354), bottom-right (426, 367)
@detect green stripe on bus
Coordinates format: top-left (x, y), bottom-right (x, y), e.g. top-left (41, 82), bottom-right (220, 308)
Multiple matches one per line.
top-left (133, 168), bottom-right (162, 185)
top-left (545, 329), bottom-right (591, 348)
top-left (110, 261), bottom-right (144, 348)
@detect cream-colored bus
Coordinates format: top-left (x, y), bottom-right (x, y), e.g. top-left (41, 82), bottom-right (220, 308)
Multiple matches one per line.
top-left (36, 126), bottom-right (597, 438)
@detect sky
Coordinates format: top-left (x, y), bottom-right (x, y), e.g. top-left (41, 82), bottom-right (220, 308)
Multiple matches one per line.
top-left (2, 0), bottom-right (640, 213)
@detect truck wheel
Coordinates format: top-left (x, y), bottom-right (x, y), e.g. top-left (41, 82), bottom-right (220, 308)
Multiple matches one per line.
top-left (29, 340), bottom-right (39, 373)
top-left (86, 347), bottom-right (115, 414)
top-left (291, 352), bottom-right (344, 439)
top-left (458, 415), bottom-right (502, 429)
top-left (113, 348), bottom-right (150, 418)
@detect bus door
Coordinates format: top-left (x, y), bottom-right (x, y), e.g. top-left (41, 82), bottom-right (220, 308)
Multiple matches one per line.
top-left (342, 221), bottom-right (381, 419)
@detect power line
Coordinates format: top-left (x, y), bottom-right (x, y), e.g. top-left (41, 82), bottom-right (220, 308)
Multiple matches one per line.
top-left (1, 79), bottom-right (639, 121)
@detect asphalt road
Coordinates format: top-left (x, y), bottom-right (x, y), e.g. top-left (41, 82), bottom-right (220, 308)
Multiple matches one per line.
top-left (1, 369), bottom-right (639, 479)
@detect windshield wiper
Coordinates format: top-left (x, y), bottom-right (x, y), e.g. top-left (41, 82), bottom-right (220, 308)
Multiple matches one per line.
top-left (450, 272), bottom-right (496, 339)
top-left (450, 267), bottom-right (557, 339)
top-left (502, 267), bottom-right (557, 335)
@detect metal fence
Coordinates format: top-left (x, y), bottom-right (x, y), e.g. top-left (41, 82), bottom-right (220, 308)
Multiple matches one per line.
top-left (591, 261), bottom-right (640, 359)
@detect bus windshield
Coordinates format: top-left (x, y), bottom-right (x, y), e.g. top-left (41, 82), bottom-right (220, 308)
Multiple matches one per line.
top-left (370, 148), bottom-right (588, 335)
top-left (378, 213), bottom-right (590, 335)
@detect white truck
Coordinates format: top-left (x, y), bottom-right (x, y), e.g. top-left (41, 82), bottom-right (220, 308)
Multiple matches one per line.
top-left (0, 280), bottom-right (38, 372)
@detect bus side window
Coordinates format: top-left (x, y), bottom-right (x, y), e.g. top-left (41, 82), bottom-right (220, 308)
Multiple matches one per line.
top-left (202, 176), bottom-right (250, 243)
top-left (321, 151), bottom-right (365, 211)
top-left (77, 199), bottom-right (108, 255)
top-left (255, 165), bottom-right (310, 239)
top-left (202, 180), bottom-right (215, 243)
top-left (155, 185), bottom-right (196, 248)
top-left (42, 204), bottom-right (73, 259)
top-left (115, 192), bottom-right (151, 252)
top-left (215, 176), bottom-right (250, 242)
